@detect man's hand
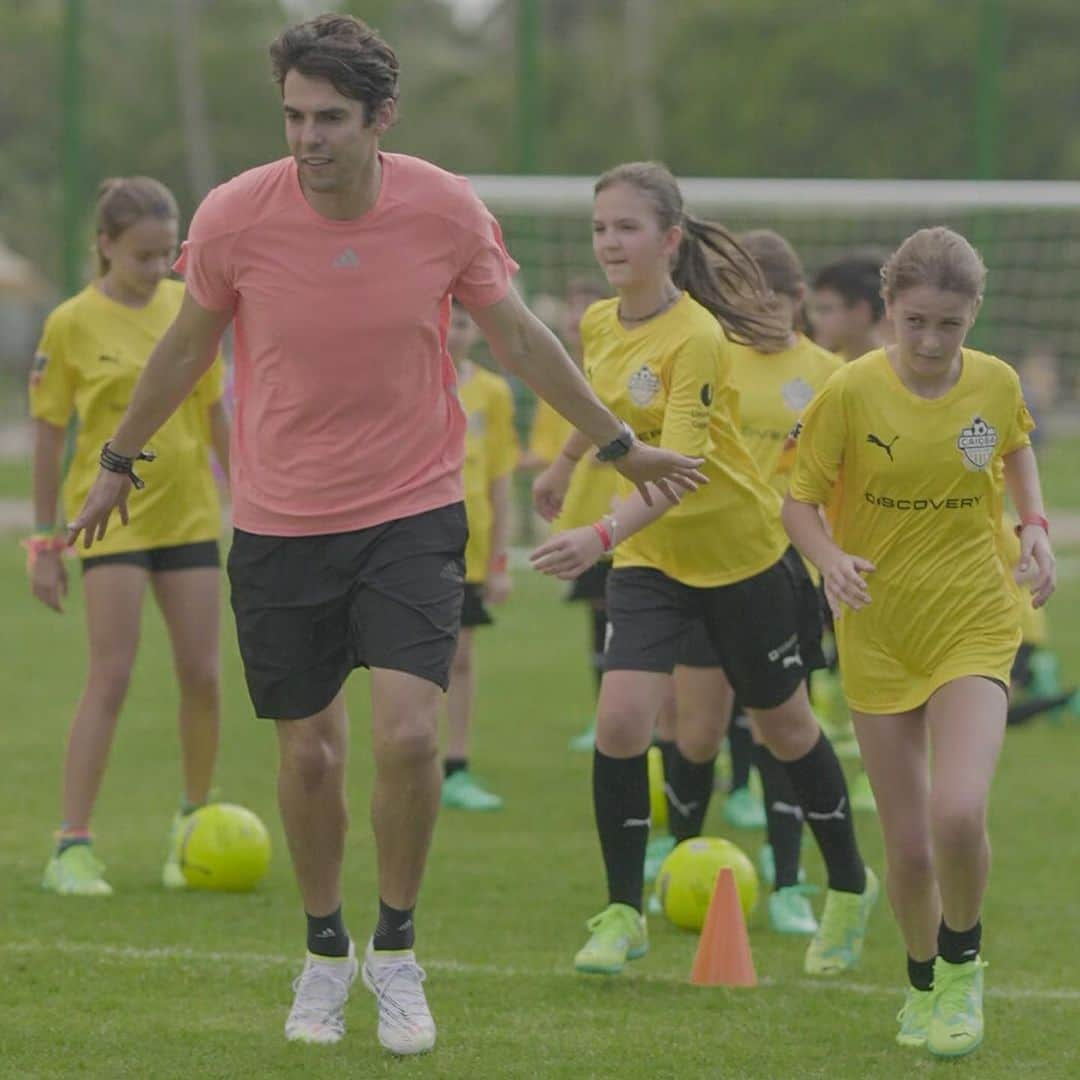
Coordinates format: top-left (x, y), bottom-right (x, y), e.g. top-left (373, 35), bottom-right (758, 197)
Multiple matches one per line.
top-left (613, 442), bottom-right (706, 507)
top-left (67, 469), bottom-right (133, 549)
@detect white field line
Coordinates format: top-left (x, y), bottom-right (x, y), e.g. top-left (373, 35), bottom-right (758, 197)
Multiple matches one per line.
top-left (3, 939), bottom-right (1079, 1004)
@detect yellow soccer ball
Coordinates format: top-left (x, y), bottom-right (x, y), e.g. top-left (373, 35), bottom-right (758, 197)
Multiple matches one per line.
top-left (647, 745), bottom-right (667, 832)
top-left (179, 803), bottom-right (271, 892)
top-left (657, 837), bottom-right (759, 930)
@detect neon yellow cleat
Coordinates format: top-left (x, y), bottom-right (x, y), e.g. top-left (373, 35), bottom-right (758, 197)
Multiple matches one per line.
top-left (928, 957), bottom-right (986, 1058)
top-left (896, 986), bottom-right (935, 1047)
top-left (804, 867), bottom-right (878, 975)
top-left (42, 844), bottom-right (113, 897)
top-left (573, 903), bottom-right (648, 975)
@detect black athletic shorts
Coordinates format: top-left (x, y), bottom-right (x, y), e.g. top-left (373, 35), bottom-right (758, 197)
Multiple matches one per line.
top-left (565, 559), bottom-right (611, 604)
top-left (81, 540), bottom-right (220, 574)
top-left (461, 582), bottom-right (494, 628)
top-left (606, 547), bottom-right (825, 710)
top-left (228, 503), bottom-right (468, 720)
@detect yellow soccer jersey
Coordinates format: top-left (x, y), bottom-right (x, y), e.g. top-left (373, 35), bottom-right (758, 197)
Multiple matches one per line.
top-left (726, 333), bottom-right (842, 492)
top-left (580, 294), bottom-right (788, 588)
top-left (458, 363), bottom-right (519, 583)
top-left (789, 348), bottom-right (1034, 713)
top-left (29, 280), bottom-right (224, 558)
top-left (527, 398), bottom-right (574, 466)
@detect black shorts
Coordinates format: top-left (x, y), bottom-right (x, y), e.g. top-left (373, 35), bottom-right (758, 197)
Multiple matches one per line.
top-left (461, 583), bottom-right (493, 628)
top-left (81, 540), bottom-right (220, 574)
top-left (605, 547), bottom-right (825, 710)
top-left (228, 503), bottom-right (468, 720)
top-left (565, 559), bottom-right (611, 604)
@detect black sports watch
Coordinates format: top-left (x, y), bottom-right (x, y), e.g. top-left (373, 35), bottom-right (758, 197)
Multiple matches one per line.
top-left (595, 421), bottom-right (635, 462)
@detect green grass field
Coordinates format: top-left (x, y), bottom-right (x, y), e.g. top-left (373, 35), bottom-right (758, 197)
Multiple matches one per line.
top-left (1, 457), bottom-right (1078, 1078)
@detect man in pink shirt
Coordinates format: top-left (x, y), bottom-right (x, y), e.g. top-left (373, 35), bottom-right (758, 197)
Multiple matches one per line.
top-left (68, 13), bottom-right (702, 1056)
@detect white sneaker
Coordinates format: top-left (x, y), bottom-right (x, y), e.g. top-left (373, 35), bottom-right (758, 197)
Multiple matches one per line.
top-left (284, 941), bottom-right (358, 1044)
top-left (361, 940), bottom-right (436, 1055)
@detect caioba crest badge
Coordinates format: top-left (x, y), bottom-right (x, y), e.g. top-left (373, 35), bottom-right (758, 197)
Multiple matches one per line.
top-left (956, 416), bottom-right (998, 471)
top-left (628, 365), bottom-right (661, 406)
top-left (781, 376), bottom-right (815, 413)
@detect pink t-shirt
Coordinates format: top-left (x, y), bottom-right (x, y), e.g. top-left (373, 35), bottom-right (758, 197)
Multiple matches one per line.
top-left (174, 153), bottom-right (517, 536)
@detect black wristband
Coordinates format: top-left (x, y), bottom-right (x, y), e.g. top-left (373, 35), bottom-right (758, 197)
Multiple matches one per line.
top-left (596, 421), bottom-right (635, 463)
top-left (100, 442), bottom-right (156, 490)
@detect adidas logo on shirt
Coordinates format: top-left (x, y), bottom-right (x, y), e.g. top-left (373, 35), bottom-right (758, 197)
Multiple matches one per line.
top-left (333, 247), bottom-right (360, 268)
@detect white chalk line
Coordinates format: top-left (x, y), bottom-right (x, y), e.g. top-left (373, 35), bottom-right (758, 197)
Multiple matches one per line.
top-left (3, 939), bottom-right (1078, 1004)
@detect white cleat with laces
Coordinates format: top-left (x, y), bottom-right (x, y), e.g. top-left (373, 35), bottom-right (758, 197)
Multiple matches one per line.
top-left (284, 941), bottom-right (358, 1045)
top-left (361, 940), bottom-right (437, 1055)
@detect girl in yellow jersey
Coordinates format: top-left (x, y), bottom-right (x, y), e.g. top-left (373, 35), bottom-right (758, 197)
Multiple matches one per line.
top-left (784, 227), bottom-right (1057, 1058)
top-left (651, 231), bottom-right (843, 938)
top-left (441, 303), bottom-right (518, 811)
top-left (521, 279), bottom-right (618, 749)
top-left (28, 178), bottom-right (229, 897)
top-left (531, 162), bottom-right (877, 978)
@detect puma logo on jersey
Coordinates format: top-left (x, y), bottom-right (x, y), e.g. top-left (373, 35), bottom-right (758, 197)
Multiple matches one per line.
top-left (866, 433), bottom-right (898, 460)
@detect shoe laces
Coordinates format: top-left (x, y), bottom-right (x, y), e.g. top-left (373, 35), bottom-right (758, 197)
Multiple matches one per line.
top-left (586, 905), bottom-right (635, 937)
top-left (896, 987), bottom-right (933, 1025)
top-left (291, 959), bottom-right (351, 1020)
top-left (369, 957), bottom-right (429, 1029)
top-left (935, 959), bottom-right (987, 1021)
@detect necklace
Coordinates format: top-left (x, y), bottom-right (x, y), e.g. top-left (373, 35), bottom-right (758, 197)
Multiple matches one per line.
top-left (618, 290), bottom-right (680, 324)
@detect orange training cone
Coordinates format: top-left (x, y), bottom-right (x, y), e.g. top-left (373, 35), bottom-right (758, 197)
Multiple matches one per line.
top-left (689, 866), bottom-right (757, 987)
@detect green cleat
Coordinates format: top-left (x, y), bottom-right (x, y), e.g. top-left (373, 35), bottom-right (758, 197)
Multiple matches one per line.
top-left (568, 721), bottom-right (596, 752)
top-left (723, 786), bottom-right (765, 829)
top-left (574, 903), bottom-right (648, 975)
top-left (441, 770), bottom-right (504, 811)
top-left (850, 771), bottom-right (877, 814)
top-left (804, 867), bottom-right (879, 975)
top-left (896, 986), bottom-right (935, 1048)
top-left (163, 811), bottom-right (188, 889)
top-left (768, 886), bottom-right (819, 936)
top-left (928, 957), bottom-right (986, 1058)
top-left (644, 834), bottom-right (676, 884)
top-left (42, 844), bottom-right (113, 897)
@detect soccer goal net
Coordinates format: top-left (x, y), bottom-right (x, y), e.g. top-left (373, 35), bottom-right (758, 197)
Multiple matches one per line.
top-left (471, 175), bottom-right (1080, 389)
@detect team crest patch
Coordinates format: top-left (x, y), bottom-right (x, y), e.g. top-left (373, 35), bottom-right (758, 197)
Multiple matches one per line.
top-left (628, 365), bottom-right (661, 407)
top-left (781, 376), bottom-right (815, 412)
top-left (956, 416), bottom-right (998, 471)
top-left (29, 352), bottom-right (48, 388)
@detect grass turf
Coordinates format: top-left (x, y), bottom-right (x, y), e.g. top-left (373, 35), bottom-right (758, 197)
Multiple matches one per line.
top-left (1, 470), bottom-right (1078, 1077)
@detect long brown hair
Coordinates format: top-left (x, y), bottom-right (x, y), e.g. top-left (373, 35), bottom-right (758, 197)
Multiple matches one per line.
top-left (594, 162), bottom-right (788, 350)
top-left (95, 176), bottom-right (178, 276)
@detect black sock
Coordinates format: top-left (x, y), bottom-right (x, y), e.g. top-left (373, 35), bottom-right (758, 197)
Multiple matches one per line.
top-left (665, 747), bottom-right (715, 843)
top-left (908, 954), bottom-right (936, 991)
top-left (373, 898), bottom-right (415, 951)
top-left (590, 608), bottom-right (607, 694)
top-left (754, 743), bottom-right (804, 890)
top-left (444, 757), bottom-right (468, 778)
top-left (782, 732), bottom-right (866, 894)
top-left (938, 919), bottom-right (982, 965)
top-left (306, 905), bottom-right (350, 958)
top-left (593, 748), bottom-right (649, 912)
top-left (728, 708), bottom-right (754, 791)
top-left (56, 834), bottom-right (91, 857)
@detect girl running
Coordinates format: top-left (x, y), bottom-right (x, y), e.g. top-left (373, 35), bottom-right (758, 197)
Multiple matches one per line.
top-left (783, 226), bottom-right (1056, 1058)
top-left (531, 162), bottom-right (877, 977)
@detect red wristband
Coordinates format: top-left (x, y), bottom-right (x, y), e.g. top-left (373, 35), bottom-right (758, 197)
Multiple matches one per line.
top-left (490, 552), bottom-right (508, 573)
top-left (1015, 514), bottom-right (1049, 536)
top-left (591, 520), bottom-right (613, 553)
